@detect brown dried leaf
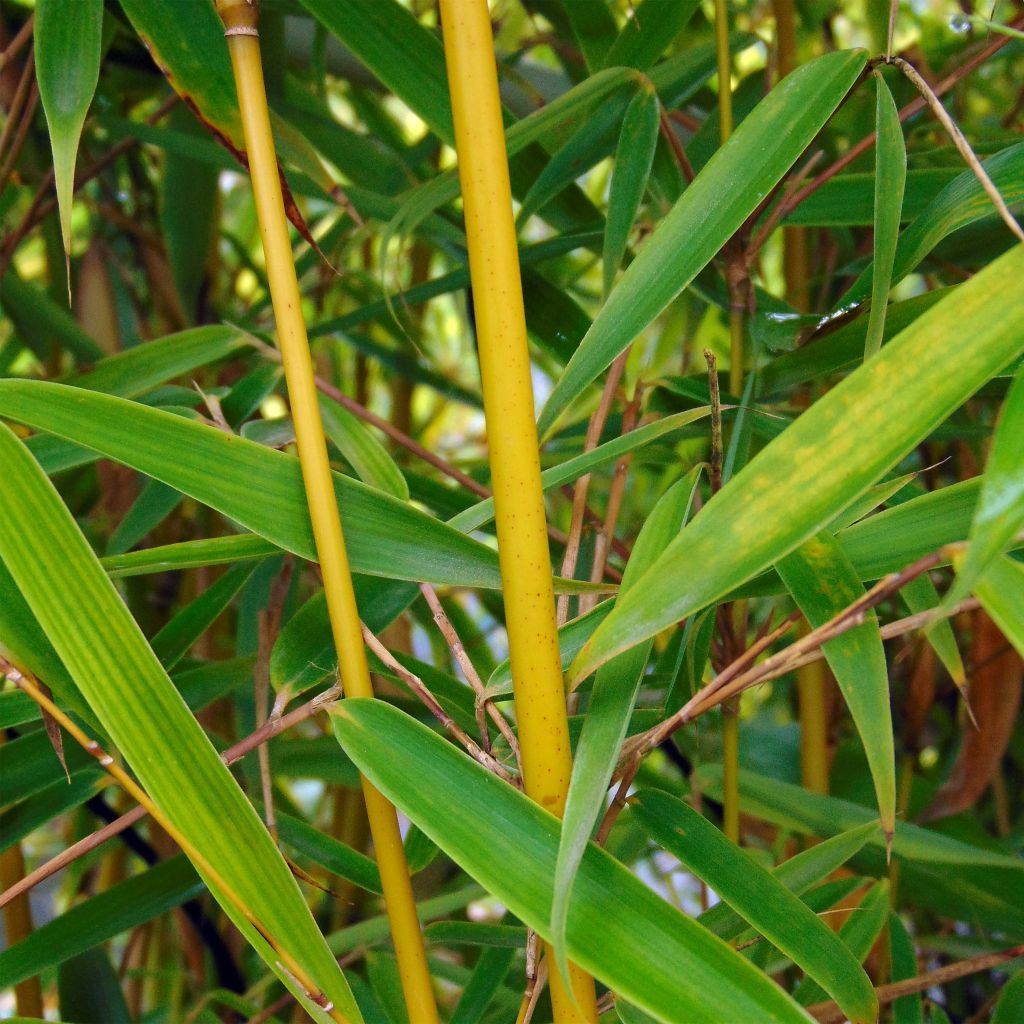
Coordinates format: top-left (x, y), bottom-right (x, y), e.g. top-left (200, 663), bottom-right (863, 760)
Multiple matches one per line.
top-left (920, 611), bottom-right (1022, 821)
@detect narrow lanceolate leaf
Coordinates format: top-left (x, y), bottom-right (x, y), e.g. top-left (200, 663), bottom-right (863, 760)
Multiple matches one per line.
top-left (319, 394), bottom-right (409, 501)
top-left (697, 821), bottom-right (880, 941)
top-left (449, 406), bottom-right (714, 534)
top-left (552, 470), bottom-right (702, 990)
top-left (947, 364), bottom-right (1024, 607)
top-left (973, 556), bottom-right (1024, 659)
top-left (35, 0), bottom-right (103, 255)
top-left (602, 0), bottom-right (702, 71)
top-left (777, 532), bottom-right (895, 842)
top-left (634, 790), bottom-right (877, 1024)
top-left (572, 244), bottom-right (1024, 683)
top-left (603, 86), bottom-right (660, 298)
top-left (61, 325), bottom-right (249, 399)
top-left (538, 49), bottom-right (867, 434)
top-left (0, 424), bottom-right (361, 1023)
top-left (332, 699), bottom-right (814, 1024)
top-left (0, 380), bottom-right (501, 589)
top-left (864, 71), bottom-right (906, 359)
top-left (794, 881), bottom-right (890, 1007)
top-left (900, 574), bottom-right (965, 689)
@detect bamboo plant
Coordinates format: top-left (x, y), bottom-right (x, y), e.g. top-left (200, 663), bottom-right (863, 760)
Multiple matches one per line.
top-left (1, 1), bottom-right (1023, 1022)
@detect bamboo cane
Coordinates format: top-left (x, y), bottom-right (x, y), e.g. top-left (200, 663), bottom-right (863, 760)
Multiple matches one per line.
top-left (436, 1), bottom-right (598, 1020)
top-left (215, 3), bottom-right (438, 1020)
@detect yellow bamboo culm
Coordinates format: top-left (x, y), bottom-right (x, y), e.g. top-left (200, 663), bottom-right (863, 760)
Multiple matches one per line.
top-left (215, 4), bottom-right (438, 1021)
top-left (436, 1), bottom-right (598, 1020)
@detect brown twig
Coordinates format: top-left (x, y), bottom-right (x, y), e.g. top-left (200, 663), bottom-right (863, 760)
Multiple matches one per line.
top-left (704, 350), bottom-right (723, 493)
top-left (418, 582), bottom-right (521, 764)
top-left (658, 107), bottom-right (694, 184)
top-left (0, 79), bottom-right (37, 198)
top-left (4, 660), bottom-right (343, 1019)
top-left (807, 944), bottom-right (1024, 1023)
top-left (360, 622), bottom-right (520, 784)
top-left (581, 381), bottom-right (644, 618)
top-left (0, 678), bottom-right (345, 912)
top-left (760, 18), bottom-right (1024, 241)
top-left (557, 349), bottom-right (629, 625)
top-left (885, 55), bottom-right (1024, 243)
top-left (0, 14), bottom-right (33, 75)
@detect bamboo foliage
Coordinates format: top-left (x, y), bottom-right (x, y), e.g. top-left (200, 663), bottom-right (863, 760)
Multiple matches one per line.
top-left (2, 1), bottom-right (1023, 1022)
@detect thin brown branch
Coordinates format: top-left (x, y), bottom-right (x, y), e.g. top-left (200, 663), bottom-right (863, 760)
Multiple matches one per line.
top-left (807, 944), bottom-right (1024, 1023)
top-left (0, 14), bottom-right (33, 75)
top-left (886, 55), bottom-right (1024, 243)
top-left (419, 582), bottom-right (521, 765)
top-left (704, 350), bottom-right (723, 493)
top-left (0, 677), bottom-right (344, 911)
top-left (557, 349), bottom-right (629, 625)
top-left (762, 18), bottom-right (1024, 240)
top-left (361, 623), bottom-right (520, 784)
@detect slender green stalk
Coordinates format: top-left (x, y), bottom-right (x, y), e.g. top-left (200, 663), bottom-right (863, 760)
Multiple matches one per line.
top-left (215, 2), bottom-right (438, 1020)
top-left (436, 1), bottom-right (598, 1019)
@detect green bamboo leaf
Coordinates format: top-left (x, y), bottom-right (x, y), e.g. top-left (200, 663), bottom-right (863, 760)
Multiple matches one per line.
top-left (275, 810), bottom-right (382, 895)
top-left (603, 86), bottom-right (660, 298)
top-left (563, 0), bottom-right (618, 70)
top-left (551, 470), bottom-right (702, 990)
top-left (62, 325), bottom-right (248, 399)
top-left (297, 0), bottom-right (453, 143)
top-left (572, 245), bottom-right (1024, 684)
top-left (864, 72), bottom-right (906, 359)
top-left (900, 574), bottom-right (965, 688)
top-left (332, 698), bottom-right (815, 1024)
top-left (602, 0), bottom-right (702, 71)
top-left (0, 269), bottom-right (103, 364)
top-left (319, 394), bottom-right (409, 500)
top-left (973, 556), bottom-right (1024, 659)
top-left (794, 880), bottom-right (890, 1006)
top-left (106, 480), bottom-right (184, 557)
top-left (1, 773), bottom-right (106, 854)
top-left (697, 822), bottom-right (880, 941)
top-left (118, 0), bottom-right (333, 194)
top-left (0, 380), bottom-right (501, 589)
top-left (696, 764), bottom-right (1023, 872)
top-left (449, 947), bottom-right (516, 1024)
top-left (947, 364), bottom-right (1024, 606)
top-left (695, 764), bottom-right (1024, 935)
top-left (758, 288), bottom-right (952, 398)
top-left (101, 534), bottom-right (278, 578)
top-left (35, 0), bottom-right (103, 255)
top-left (0, 857), bottom-right (203, 988)
top-left (888, 914), bottom-right (924, 1024)
top-left (516, 91), bottom-right (633, 229)
top-left (0, 424), bottom-right (361, 1022)
top-left (58, 947), bottom-right (132, 1024)
top-left (992, 973), bottom-right (1024, 1024)
top-left (635, 789), bottom-right (877, 1023)
top-left (449, 406), bottom-right (713, 534)
top-left (150, 561), bottom-right (261, 670)
top-left (780, 167), bottom-right (955, 227)
top-left (841, 141), bottom-right (1024, 308)
top-left (777, 532), bottom-right (895, 840)
top-left (538, 49), bottom-right (868, 434)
